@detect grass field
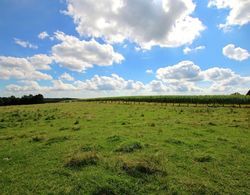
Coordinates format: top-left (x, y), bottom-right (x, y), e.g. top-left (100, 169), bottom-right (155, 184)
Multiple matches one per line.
top-left (0, 102), bottom-right (249, 194)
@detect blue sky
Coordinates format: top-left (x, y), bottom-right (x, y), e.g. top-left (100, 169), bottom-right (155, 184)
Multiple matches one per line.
top-left (0, 0), bottom-right (249, 97)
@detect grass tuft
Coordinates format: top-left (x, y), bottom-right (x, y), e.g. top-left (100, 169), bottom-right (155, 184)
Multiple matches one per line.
top-left (194, 155), bottom-right (213, 163)
top-left (121, 159), bottom-right (164, 177)
top-left (115, 141), bottom-right (143, 153)
top-left (46, 136), bottom-right (69, 145)
top-left (0, 135), bottom-right (14, 140)
top-left (65, 152), bottom-right (99, 169)
top-left (107, 135), bottom-right (122, 143)
top-left (165, 138), bottom-right (185, 145)
top-left (208, 122), bottom-right (216, 126)
top-left (31, 136), bottom-right (45, 142)
top-left (72, 125), bottom-right (81, 131)
top-left (92, 187), bottom-right (116, 195)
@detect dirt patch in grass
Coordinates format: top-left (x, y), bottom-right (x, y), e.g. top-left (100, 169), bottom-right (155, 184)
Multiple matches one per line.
top-left (65, 152), bottom-right (99, 169)
top-left (115, 141), bottom-right (143, 153)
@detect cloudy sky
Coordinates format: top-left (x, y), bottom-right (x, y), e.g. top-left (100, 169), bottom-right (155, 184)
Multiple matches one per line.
top-left (0, 0), bottom-right (249, 98)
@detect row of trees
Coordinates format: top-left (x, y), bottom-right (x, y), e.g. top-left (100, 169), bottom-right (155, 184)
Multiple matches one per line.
top-left (85, 95), bottom-right (250, 105)
top-left (0, 94), bottom-right (44, 106)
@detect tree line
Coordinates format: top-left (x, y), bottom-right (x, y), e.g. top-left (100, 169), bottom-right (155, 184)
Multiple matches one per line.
top-left (0, 94), bottom-right (44, 106)
top-left (84, 95), bottom-right (250, 105)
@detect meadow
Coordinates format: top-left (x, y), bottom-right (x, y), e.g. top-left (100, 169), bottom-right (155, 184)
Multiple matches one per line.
top-left (0, 101), bottom-right (249, 194)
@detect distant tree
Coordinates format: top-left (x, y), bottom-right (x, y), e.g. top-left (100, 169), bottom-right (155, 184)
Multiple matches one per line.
top-left (247, 90), bottom-right (250, 96)
top-left (33, 94), bottom-right (44, 104)
top-left (0, 94), bottom-right (44, 106)
top-left (231, 92), bottom-right (241, 96)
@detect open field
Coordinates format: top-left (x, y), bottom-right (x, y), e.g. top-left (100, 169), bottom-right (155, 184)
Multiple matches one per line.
top-left (0, 102), bottom-right (249, 194)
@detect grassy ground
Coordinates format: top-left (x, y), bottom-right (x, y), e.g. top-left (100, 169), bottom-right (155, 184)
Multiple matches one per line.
top-left (0, 102), bottom-right (249, 194)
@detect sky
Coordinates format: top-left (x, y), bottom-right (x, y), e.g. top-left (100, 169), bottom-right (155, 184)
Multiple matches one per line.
top-left (0, 0), bottom-right (249, 98)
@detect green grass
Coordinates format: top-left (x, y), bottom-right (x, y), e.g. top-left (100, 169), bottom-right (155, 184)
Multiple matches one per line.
top-left (0, 102), bottom-right (249, 194)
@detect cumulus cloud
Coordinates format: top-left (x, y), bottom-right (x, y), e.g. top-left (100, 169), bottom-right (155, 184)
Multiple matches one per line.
top-left (183, 45), bottom-right (205, 54)
top-left (155, 60), bottom-right (250, 93)
top-left (52, 31), bottom-right (124, 72)
top-left (6, 74), bottom-right (145, 94)
top-left (14, 38), bottom-right (38, 49)
top-left (4, 61), bottom-right (250, 96)
top-left (64, 0), bottom-right (205, 49)
top-left (6, 81), bottom-right (45, 92)
top-left (156, 61), bottom-right (203, 82)
top-left (59, 72), bottom-right (75, 81)
top-left (74, 74), bottom-right (144, 91)
top-left (223, 44), bottom-right (250, 61)
top-left (27, 54), bottom-right (53, 70)
top-left (147, 80), bottom-right (170, 92)
top-left (38, 31), bottom-right (49, 40)
top-left (208, 0), bottom-right (250, 30)
top-left (0, 55), bottom-right (52, 80)
top-left (203, 67), bottom-right (235, 81)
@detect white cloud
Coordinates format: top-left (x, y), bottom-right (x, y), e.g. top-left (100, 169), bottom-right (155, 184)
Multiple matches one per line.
top-left (0, 56), bottom-right (52, 80)
top-left (5, 74), bottom-right (145, 95)
top-left (183, 45), bottom-right (205, 54)
top-left (27, 54), bottom-right (53, 70)
top-left (154, 60), bottom-right (250, 93)
top-left (14, 38), bottom-right (38, 49)
top-left (6, 81), bottom-right (45, 92)
top-left (147, 80), bottom-right (170, 92)
top-left (59, 72), bottom-right (75, 81)
top-left (3, 61), bottom-right (250, 96)
top-left (52, 31), bottom-right (124, 72)
top-left (74, 74), bottom-right (144, 91)
top-left (203, 67), bottom-right (235, 81)
top-left (52, 80), bottom-right (77, 91)
top-left (65, 0), bottom-right (205, 49)
top-left (146, 69), bottom-right (154, 74)
top-left (156, 61), bottom-right (203, 82)
top-left (38, 31), bottom-right (49, 40)
top-left (223, 44), bottom-right (250, 61)
top-left (208, 0), bottom-right (250, 30)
